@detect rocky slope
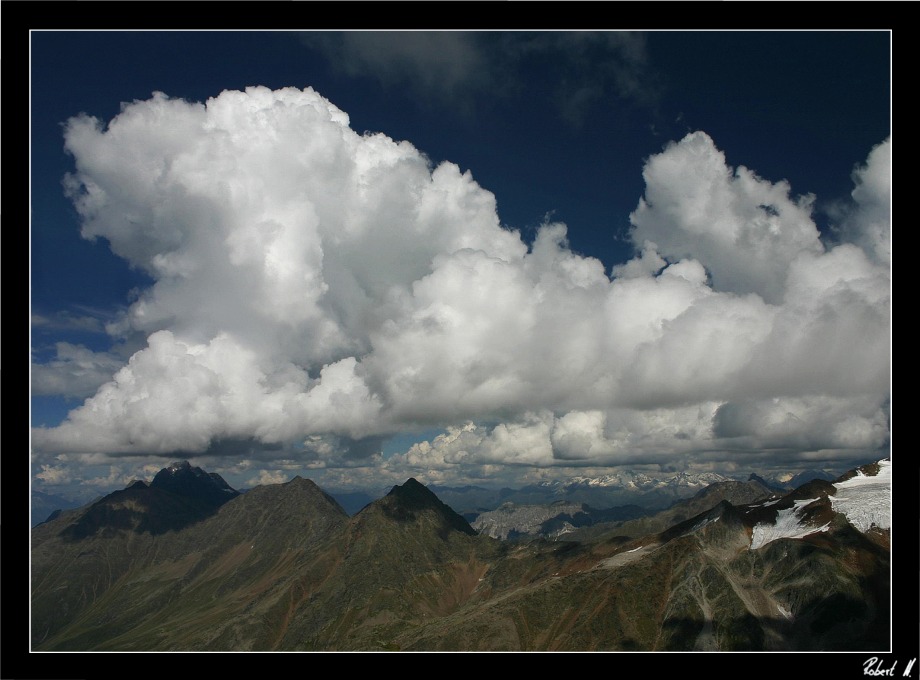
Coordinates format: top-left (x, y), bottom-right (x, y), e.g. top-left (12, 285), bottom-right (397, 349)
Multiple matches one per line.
top-left (31, 460), bottom-right (891, 651)
top-left (472, 500), bottom-right (646, 540)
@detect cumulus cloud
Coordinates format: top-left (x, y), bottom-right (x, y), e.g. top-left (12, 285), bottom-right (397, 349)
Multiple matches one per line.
top-left (34, 457), bottom-right (161, 492)
top-left (32, 87), bottom-right (889, 486)
top-left (36, 464), bottom-right (74, 485)
top-left (832, 137), bottom-right (891, 267)
top-left (79, 465), bottom-right (147, 489)
top-left (384, 397), bottom-right (887, 483)
top-left (629, 131), bottom-right (824, 304)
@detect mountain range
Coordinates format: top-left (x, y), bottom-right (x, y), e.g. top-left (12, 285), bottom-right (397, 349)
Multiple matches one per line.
top-left (30, 459), bottom-right (891, 651)
top-left (31, 467), bottom-right (842, 527)
top-left (474, 475), bottom-right (782, 542)
top-left (424, 468), bottom-right (839, 520)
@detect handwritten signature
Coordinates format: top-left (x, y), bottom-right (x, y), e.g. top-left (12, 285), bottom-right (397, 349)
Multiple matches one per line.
top-left (864, 657), bottom-right (918, 677)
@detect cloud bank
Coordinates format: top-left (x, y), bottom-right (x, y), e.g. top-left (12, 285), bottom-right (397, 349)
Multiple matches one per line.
top-left (32, 86), bottom-right (890, 485)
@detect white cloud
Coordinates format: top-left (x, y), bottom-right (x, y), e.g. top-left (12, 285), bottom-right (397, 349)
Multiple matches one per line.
top-left (610, 240), bottom-right (666, 279)
top-left (629, 131), bottom-right (824, 304)
top-left (380, 396), bottom-right (886, 483)
top-left (33, 88), bottom-right (889, 488)
top-left (35, 464), bottom-right (73, 485)
top-left (835, 137), bottom-right (891, 267)
top-left (246, 469), bottom-right (291, 487)
top-left (80, 465), bottom-right (143, 489)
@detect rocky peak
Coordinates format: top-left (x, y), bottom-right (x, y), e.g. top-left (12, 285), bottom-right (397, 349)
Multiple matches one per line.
top-left (747, 473), bottom-right (787, 493)
top-left (149, 460), bottom-right (239, 507)
top-left (386, 477), bottom-right (436, 508)
top-left (378, 478), bottom-right (477, 537)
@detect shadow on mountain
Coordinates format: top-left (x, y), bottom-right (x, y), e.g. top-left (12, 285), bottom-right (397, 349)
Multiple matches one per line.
top-left (60, 484), bottom-right (232, 539)
top-left (659, 587), bottom-right (889, 651)
top-left (60, 463), bottom-right (240, 540)
top-left (33, 460), bottom-right (891, 651)
top-left (659, 613), bottom-right (764, 650)
top-left (377, 478), bottom-right (477, 540)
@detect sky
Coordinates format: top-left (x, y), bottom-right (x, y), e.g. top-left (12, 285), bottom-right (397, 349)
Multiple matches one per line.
top-left (29, 30), bottom-right (891, 500)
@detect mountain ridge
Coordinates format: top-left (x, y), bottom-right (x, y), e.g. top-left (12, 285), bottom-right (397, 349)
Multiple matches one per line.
top-left (31, 458), bottom-right (891, 651)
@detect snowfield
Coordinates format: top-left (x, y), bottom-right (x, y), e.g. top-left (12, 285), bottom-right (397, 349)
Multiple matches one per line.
top-left (749, 459), bottom-right (891, 550)
top-left (829, 459), bottom-right (891, 532)
top-left (749, 498), bottom-right (830, 550)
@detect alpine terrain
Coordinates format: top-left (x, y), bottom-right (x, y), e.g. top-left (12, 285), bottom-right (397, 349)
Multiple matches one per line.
top-left (31, 459), bottom-right (891, 651)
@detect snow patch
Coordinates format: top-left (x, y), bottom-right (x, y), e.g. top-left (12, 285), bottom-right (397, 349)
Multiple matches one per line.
top-left (830, 459), bottom-right (891, 532)
top-left (689, 515), bottom-right (720, 534)
top-left (749, 498), bottom-right (829, 550)
top-left (746, 497), bottom-right (781, 512)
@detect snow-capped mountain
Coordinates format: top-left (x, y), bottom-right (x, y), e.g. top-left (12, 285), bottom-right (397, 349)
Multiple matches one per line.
top-left (749, 497), bottom-right (831, 550)
top-left (744, 458), bottom-right (890, 551)
top-left (829, 459), bottom-right (891, 532)
top-left (562, 470), bottom-right (730, 492)
top-left (512, 470), bottom-right (737, 511)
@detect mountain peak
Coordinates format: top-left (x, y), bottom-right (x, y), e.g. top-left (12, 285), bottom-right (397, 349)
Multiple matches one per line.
top-left (376, 478), bottom-right (477, 537)
top-left (387, 476), bottom-right (427, 498)
top-left (60, 462), bottom-right (240, 540)
top-left (151, 461), bottom-right (237, 499)
top-left (385, 478), bottom-right (443, 512)
top-left (747, 473), bottom-right (786, 493)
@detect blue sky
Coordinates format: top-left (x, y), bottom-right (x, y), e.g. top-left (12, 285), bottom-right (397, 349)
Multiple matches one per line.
top-left (30, 30), bottom-right (891, 497)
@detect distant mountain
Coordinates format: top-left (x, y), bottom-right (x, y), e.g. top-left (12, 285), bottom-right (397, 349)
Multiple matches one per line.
top-left (785, 469), bottom-right (838, 488)
top-left (426, 484), bottom-right (512, 515)
top-left (563, 477), bottom-right (779, 542)
top-left (31, 459), bottom-right (890, 651)
top-left (431, 471), bottom-right (734, 518)
top-left (473, 500), bottom-right (587, 540)
top-left (31, 489), bottom-right (88, 527)
top-left (327, 489), bottom-right (380, 515)
top-left (472, 500), bottom-right (646, 540)
top-left (463, 475), bottom-right (801, 543)
top-left (748, 473), bottom-right (788, 493)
